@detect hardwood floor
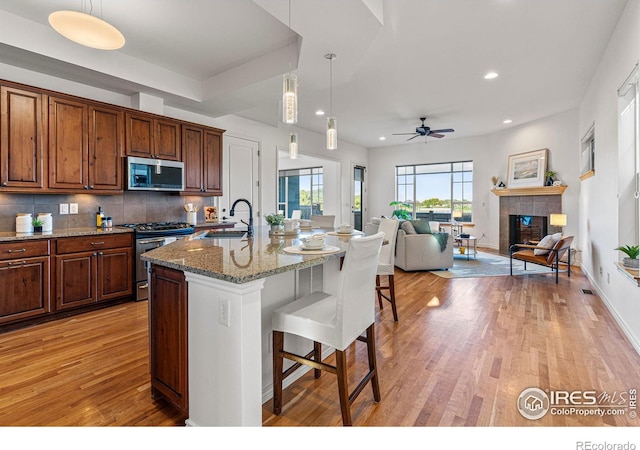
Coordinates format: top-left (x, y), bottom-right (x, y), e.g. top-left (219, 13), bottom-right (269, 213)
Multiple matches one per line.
top-left (0, 266), bottom-right (638, 427)
top-left (0, 302), bottom-right (185, 426)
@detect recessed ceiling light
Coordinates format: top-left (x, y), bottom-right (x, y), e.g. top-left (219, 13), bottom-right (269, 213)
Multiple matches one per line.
top-left (503, 119), bottom-right (512, 124)
top-left (484, 72), bottom-right (499, 80)
top-left (315, 110), bottom-right (325, 116)
top-left (379, 136), bottom-right (386, 141)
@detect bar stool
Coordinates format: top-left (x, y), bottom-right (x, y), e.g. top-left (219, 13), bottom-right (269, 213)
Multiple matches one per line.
top-left (310, 214), bottom-right (335, 229)
top-left (375, 218), bottom-right (399, 321)
top-left (272, 232), bottom-right (385, 426)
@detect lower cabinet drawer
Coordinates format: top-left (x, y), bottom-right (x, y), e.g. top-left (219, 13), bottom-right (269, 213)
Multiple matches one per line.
top-left (56, 233), bottom-right (132, 254)
top-left (0, 240), bottom-right (50, 261)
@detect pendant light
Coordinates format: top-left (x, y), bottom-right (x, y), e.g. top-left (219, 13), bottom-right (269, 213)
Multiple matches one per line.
top-left (325, 53), bottom-right (337, 150)
top-left (282, 0), bottom-right (298, 124)
top-left (49, 1), bottom-right (125, 50)
top-left (289, 132), bottom-right (299, 159)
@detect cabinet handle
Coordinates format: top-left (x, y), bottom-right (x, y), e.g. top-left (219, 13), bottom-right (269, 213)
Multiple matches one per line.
top-left (1, 182), bottom-right (7, 187)
top-left (98, 252), bottom-right (103, 255)
top-left (93, 252), bottom-right (97, 256)
top-left (7, 261), bottom-right (26, 268)
top-left (90, 241), bottom-right (105, 246)
top-left (84, 185), bottom-right (88, 190)
top-left (7, 248), bottom-right (26, 253)
top-left (90, 185), bottom-right (94, 189)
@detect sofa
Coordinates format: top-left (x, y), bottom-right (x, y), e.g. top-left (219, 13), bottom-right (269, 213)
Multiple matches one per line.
top-left (365, 218), bottom-right (454, 271)
top-left (395, 228), bottom-right (454, 271)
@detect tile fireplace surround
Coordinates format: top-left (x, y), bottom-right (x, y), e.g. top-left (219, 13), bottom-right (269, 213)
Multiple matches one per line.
top-left (498, 194), bottom-right (562, 254)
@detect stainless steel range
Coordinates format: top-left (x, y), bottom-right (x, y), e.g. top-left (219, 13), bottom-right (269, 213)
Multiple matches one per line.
top-left (118, 222), bottom-right (195, 301)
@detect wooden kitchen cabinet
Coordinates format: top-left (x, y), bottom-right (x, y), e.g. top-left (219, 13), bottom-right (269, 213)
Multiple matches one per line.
top-left (49, 96), bottom-right (124, 193)
top-left (89, 105), bottom-right (124, 192)
top-left (0, 240), bottom-right (50, 325)
top-left (0, 85), bottom-right (47, 190)
top-left (149, 264), bottom-right (188, 414)
top-left (48, 95), bottom-right (88, 190)
top-left (55, 233), bottom-right (133, 311)
top-left (125, 112), bottom-right (181, 161)
top-left (181, 124), bottom-right (223, 195)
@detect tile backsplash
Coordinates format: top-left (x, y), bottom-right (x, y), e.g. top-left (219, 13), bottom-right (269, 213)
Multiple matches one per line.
top-left (0, 192), bottom-right (216, 232)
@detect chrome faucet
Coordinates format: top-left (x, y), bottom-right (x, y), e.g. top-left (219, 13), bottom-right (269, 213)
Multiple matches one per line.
top-left (230, 198), bottom-right (254, 237)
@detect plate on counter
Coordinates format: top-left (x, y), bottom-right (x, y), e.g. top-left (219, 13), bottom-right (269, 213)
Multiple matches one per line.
top-left (283, 245), bottom-right (341, 255)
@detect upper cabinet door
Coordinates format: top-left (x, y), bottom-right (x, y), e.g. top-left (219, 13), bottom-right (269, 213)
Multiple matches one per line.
top-left (182, 125), bottom-right (204, 192)
top-left (204, 129), bottom-right (222, 195)
top-left (155, 119), bottom-right (181, 161)
top-left (48, 96), bottom-right (89, 190)
top-left (125, 113), bottom-right (180, 161)
top-left (89, 105), bottom-right (124, 192)
top-left (125, 112), bottom-right (154, 158)
top-left (0, 86), bottom-right (46, 190)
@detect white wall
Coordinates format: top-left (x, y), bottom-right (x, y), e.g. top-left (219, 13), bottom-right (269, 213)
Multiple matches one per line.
top-left (578, 0), bottom-right (640, 351)
top-left (367, 108), bottom-right (579, 250)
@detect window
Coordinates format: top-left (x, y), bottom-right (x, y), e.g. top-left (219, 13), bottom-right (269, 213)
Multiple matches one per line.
top-left (278, 167), bottom-right (323, 219)
top-left (617, 65), bottom-right (640, 262)
top-left (395, 161), bottom-right (473, 222)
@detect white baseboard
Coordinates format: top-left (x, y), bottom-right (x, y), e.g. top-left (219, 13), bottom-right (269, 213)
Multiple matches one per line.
top-left (583, 269), bottom-right (640, 356)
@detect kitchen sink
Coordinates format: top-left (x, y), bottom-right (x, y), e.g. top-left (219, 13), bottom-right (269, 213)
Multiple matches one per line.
top-left (200, 230), bottom-right (247, 239)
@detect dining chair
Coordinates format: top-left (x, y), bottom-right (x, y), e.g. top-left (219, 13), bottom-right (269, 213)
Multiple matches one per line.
top-left (291, 210), bottom-right (302, 220)
top-left (272, 232), bottom-right (385, 426)
top-left (310, 214), bottom-right (335, 229)
top-left (375, 218), bottom-right (399, 321)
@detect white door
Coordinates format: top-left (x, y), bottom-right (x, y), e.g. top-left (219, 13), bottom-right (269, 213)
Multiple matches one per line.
top-left (220, 136), bottom-right (260, 230)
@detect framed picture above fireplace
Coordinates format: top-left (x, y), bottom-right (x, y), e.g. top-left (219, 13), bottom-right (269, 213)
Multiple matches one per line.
top-left (507, 148), bottom-right (548, 188)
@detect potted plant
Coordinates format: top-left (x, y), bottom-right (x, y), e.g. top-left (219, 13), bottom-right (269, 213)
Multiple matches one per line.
top-left (32, 218), bottom-right (43, 233)
top-left (615, 244), bottom-right (639, 269)
top-left (265, 213), bottom-right (285, 233)
top-left (545, 171), bottom-right (556, 186)
top-left (389, 201), bottom-right (412, 220)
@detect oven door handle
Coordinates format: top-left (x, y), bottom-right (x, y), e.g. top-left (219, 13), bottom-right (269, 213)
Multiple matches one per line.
top-left (137, 237), bottom-right (168, 245)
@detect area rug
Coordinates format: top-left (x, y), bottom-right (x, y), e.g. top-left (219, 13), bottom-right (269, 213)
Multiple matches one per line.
top-left (432, 251), bottom-right (554, 279)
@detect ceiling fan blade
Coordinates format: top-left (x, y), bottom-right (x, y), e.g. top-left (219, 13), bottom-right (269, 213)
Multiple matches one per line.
top-left (393, 132), bottom-right (419, 136)
top-left (429, 128), bottom-right (454, 134)
top-left (428, 133), bottom-right (445, 138)
top-left (406, 134), bottom-right (420, 141)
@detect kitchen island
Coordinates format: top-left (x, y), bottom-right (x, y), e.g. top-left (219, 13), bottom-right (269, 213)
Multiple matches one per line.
top-left (141, 226), bottom-right (358, 426)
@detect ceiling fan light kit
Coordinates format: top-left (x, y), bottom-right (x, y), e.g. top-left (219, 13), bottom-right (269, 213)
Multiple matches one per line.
top-left (393, 117), bottom-right (455, 141)
top-left (48, 10), bottom-right (125, 50)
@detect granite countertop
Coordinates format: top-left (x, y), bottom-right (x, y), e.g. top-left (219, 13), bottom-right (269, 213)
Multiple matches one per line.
top-left (140, 226), bottom-right (361, 284)
top-left (0, 227), bottom-right (133, 242)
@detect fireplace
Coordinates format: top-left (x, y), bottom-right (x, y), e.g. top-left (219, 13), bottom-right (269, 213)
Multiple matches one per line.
top-left (498, 194), bottom-right (562, 254)
top-left (509, 215), bottom-right (548, 247)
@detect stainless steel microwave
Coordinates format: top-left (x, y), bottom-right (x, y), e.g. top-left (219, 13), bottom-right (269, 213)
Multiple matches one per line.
top-left (126, 156), bottom-right (185, 192)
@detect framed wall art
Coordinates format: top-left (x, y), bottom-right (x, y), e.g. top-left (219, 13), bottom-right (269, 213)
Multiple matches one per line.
top-left (507, 148), bottom-right (548, 188)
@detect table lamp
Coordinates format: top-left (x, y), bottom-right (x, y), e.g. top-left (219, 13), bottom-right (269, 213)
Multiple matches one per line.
top-left (550, 213), bottom-right (567, 235)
